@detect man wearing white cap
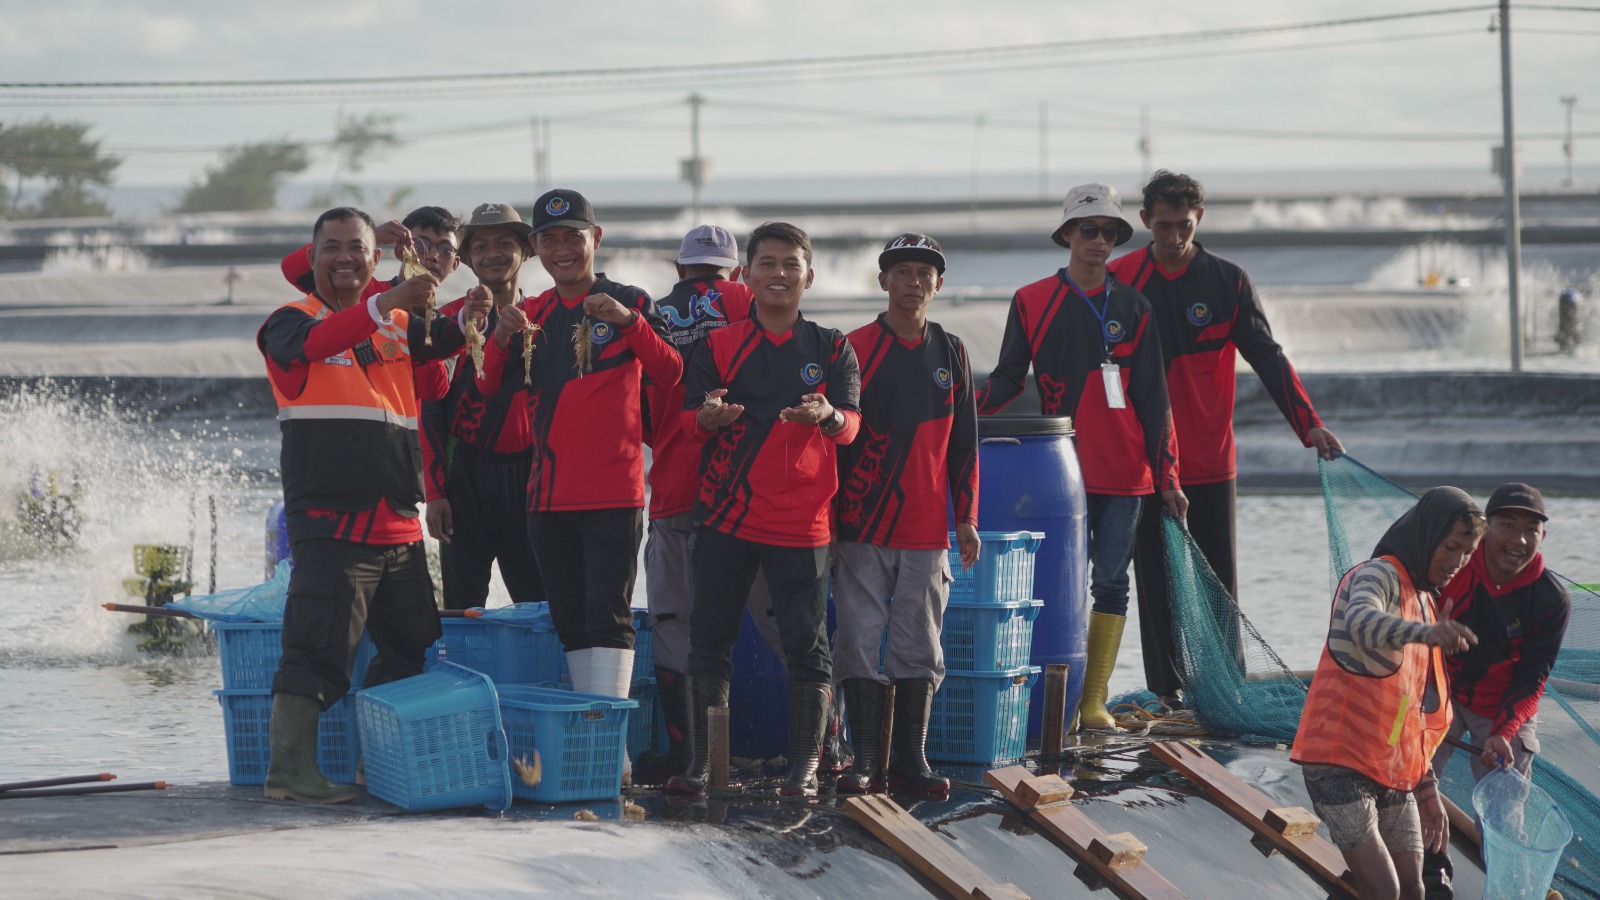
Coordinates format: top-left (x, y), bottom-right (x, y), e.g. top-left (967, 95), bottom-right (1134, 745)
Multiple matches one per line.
top-left (978, 183), bottom-right (1186, 732)
top-left (638, 224), bottom-right (758, 781)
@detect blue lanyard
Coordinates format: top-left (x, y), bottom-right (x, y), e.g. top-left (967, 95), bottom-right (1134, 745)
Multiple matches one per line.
top-left (1063, 270), bottom-right (1115, 358)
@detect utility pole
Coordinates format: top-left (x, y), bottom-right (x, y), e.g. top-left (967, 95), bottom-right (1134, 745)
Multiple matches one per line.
top-left (1138, 105), bottom-right (1153, 182)
top-left (1497, 0), bottom-right (1525, 371)
top-left (1038, 102), bottom-right (1049, 200)
top-left (680, 93), bottom-right (709, 224)
top-left (532, 116), bottom-right (550, 194)
top-left (969, 114), bottom-right (986, 226)
top-left (1562, 95), bottom-right (1578, 188)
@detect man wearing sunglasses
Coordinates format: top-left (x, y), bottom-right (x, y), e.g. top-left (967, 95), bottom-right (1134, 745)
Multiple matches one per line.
top-left (1108, 171), bottom-right (1341, 712)
top-left (978, 183), bottom-right (1184, 733)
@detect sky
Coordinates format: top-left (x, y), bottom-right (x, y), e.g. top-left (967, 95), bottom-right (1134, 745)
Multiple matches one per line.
top-left (1, 1), bottom-right (1597, 197)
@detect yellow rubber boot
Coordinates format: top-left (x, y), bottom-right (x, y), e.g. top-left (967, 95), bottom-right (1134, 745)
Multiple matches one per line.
top-left (1076, 611), bottom-right (1126, 732)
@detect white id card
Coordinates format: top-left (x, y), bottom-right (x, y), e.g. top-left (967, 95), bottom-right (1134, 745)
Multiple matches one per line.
top-left (1102, 362), bottom-right (1126, 409)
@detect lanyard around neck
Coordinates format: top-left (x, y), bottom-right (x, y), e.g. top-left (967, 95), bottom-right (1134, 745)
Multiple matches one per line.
top-left (1064, 270), bottom-right (1115, 357)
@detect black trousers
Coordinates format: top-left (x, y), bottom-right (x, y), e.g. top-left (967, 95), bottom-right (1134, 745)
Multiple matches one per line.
top-left (687, 526), bottom-right (832, 686)
top-left (526, 507), bottom-right (641, 652)
top-left (274, 539), bottom-right (442, 708)
top-left (1132, 478), bottom-right (1238, 696)
top-left (439, 444), bottom-right (544, 610)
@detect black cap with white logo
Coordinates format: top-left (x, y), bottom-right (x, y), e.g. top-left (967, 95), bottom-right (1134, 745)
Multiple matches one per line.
top-left (878, 232), bottom-right (946, 274)
top-left (1486, 482), bottom-right (1547, 521)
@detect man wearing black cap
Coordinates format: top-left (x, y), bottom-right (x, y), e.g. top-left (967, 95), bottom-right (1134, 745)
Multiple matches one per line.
top-left (978, 183), bottom-right (1184, 732)
top-left (832, 233), bottom-right (979, 798)
top-left (477, 189), bottom-right (681, 752)
top-left (420, 203), bottom-right (545, 609)
top-left (1422, 482), bottom-right (1570, 897)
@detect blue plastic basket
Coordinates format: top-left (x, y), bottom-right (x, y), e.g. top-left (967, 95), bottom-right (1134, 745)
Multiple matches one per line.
top-left (631, 608), bottom-right (655, 681)
top-left (355, 661), bottom-right (512, 812)
top-left (430, 618), bottom-right (564, 686)
top-left (942, 600), bottom-right (1043, 671)
top-left (498, 684), bottom-right (636, 803)
top-left (628, 678), bottom-right (662, 758)
top-left (212, 622), bottom-right (376, 691)
top-left (215, 688), bottom-right (360, 786)
top-left (946, 531), bottom-right (1043, 604)
top-left (926, 666), bottom-right (1040, 764)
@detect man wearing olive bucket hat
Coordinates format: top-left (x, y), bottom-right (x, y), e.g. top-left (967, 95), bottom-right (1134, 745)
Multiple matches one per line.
top-left (977, 183), bottom-right (1186, 732)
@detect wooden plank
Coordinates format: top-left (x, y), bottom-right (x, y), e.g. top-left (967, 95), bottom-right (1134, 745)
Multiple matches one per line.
top-left (1015, 774), bottom-right (1074, 810)
top-left (985, 766), bottom-right (1188, 900)
top-left (843, 794), bottom-right (1028, 900)
top-left (708, 706), bottom-right (730, 789)
top-left (1263, 806), bottom-right (1320, 837)
top-left (1041, 664), bottom-right (1070, 757)
top-left (1150, 742), bottom-right (1354, 897)
top-left (1088, 833), bottom-right (1147, 868)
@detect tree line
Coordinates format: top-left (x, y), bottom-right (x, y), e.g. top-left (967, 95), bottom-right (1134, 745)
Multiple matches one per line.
top-left (0, 113), bottom-right (406, 219)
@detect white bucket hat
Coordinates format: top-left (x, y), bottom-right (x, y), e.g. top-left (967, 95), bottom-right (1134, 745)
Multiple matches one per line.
top-left (1052, 183), bottom-right (1134, 248)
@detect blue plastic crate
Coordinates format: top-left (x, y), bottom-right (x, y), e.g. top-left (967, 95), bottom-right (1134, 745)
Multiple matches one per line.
top-left (429, 618), bottom-right (563, 686)
top-left (945, 531), bottom-right (1043, 604)
top-left (926, 666), bottom-right (1040, 764)
top-left (498, 684), bottom-right (636, 803)
top-left (215, 688), bottom-right (360, 785)
top-left (942, 600), bottom-right (1043, 671)
top-left (631, 608), bottom-right (655, 681)
top-left (628, 678), bottom-right (662, 758)
top-left (212, 622), bottom-right (376, 691)
top-left (355, 661), bottom-right (512, 812)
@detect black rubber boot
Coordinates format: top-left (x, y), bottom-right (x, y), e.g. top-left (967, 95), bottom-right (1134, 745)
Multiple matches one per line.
top-left (819, 688), bottom-right (854, 776)
top-left (1422, 847), bottom-right (1456, 900)
top-left (836, 679), bottom-right (885, 794)
top-left (886, 679), bottom-right (950, 799)
top-left (263, 693), bottom-right (357, 804)
top-left (665, 676), bottom-right (728, 796)
top-left (635, 667), bottom-right (691, 784)
top-left (780, 682), bottom-right (830, 797)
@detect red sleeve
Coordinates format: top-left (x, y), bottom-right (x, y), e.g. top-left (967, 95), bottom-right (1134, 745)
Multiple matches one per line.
top-left (257, 301), bottom-right (379, 400)
top-left (414, 360), bottom-right (451, 400)
top-left (620, 308), bottom-right (683, 387)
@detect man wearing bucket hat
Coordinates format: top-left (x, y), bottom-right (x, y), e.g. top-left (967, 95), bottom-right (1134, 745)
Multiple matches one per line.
top-left (977, 183), bottom-right (1185, 733)
top-left (1422, 482), bottom-right (1570, 898)
top-left (637, 223), bottom-right (757, 781)
top-left (1109, 170), bottom-right (1342, 712)
top-left (476, 189), bottom-right (681, 779)
top-left (419, 203), bottom-right (546, 610)
top-left (832, 232), bottom-right (980, 798)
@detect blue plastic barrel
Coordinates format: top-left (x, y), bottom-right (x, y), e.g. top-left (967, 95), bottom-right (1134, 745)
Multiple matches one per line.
top-left (265, 500), bottom-right (290, 579)
top-left (968, 416), bottom-right (1088, 737)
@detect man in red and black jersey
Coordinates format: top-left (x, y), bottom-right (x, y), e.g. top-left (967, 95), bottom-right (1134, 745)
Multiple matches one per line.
top-left (1107, 171), bottom-right (1342, 709)
top-left (666, 221), bottom-right (862, 798)
top-left (257, 207), bottom-right (469, 803)
top-left (476, 189), bottom-right (682, 748)
top-left (638, 223), bottom-right (763, 779)
top-left (833, 232), bottom-right (979, 799)
top-left (419, 203), bottom-right (545, 610)
top-left (977, 183), bottom-right (1186, 733)
top-left (1423, 483), bottom-right (1569, 897)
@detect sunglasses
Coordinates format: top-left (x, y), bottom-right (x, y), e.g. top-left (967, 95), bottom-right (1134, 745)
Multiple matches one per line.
top-left (1072, 222), bottom-right (1122, 243)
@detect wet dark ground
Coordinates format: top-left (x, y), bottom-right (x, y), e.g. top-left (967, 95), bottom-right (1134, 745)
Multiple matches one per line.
top-left (2, 737), bottom-right (1489, 899)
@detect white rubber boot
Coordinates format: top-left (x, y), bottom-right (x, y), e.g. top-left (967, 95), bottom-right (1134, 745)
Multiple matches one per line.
top-left (590, 648), bottom-right (636, 785)
top-left (565, 649), bottom-right (593, 693)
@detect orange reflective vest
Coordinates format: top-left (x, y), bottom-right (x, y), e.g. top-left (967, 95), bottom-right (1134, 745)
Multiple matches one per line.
top-left (271, 295), bottom-right (425, 514)
top-left (1291, 555), bottom-right (1452, 791)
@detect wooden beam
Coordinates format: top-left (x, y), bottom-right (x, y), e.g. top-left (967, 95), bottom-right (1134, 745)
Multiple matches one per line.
top-left (1263, 807), bottom-right (1320, 837)
top-left (1088, 833), bottom-right (1147, 868)
top-left (843, 794), bottom-right (1029, 900)
top-left (1015, 774), bottom-right (1074, 810)
top-left (1041, 665), bottom-right (1070, 758)
top-left (1150, 742), bottom-right (1355, 897)
top-left (985, 766), bottom-right (1187, 900)
top-left (709, 706), bottom-right (730, 789)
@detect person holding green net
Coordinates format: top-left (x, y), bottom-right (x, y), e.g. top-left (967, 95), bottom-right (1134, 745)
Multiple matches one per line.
top-left (1292, 487), bottom-right (1484, 900)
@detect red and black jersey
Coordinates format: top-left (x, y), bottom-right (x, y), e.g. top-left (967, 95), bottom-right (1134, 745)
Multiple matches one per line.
top-left (836, 315), bottom-right (978, 549)
top-left (420, 295), bottom-right (532, 502)
top-left (682, 313), bottom-right (861, 548)
top-left (477, 275), bottom-right (681, 512)
top-left (1442, 549), bottom-right (1571, 740)
top-left (1108, 243), bottom-right (1323, 485)
top-left (976, 270), bottom-right (1178, 495)
top-left (643, 277), bottom-right (755, 520)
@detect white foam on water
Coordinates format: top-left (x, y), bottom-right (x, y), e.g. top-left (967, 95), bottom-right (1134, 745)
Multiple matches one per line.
top-left (39, 243), bottom-right (150, 275)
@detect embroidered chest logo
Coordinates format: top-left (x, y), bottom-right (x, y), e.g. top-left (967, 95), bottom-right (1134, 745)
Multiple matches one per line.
top-left (800, 362), bottom-right (823, 386)
top-left (1103, 319), bottom-right (1125, 344)
top-left (590, 320), bottom-right (616, 345)
top-left (1507, 617), bottom-right (1524, 639)
top-left (663, 289), bottom-right (726, 329)
top-left (1186, 302), bottom-right (1212, 326)
top-left (379, 339), bottom-right (401, 359)
top-left (933, 367), bottom-right (953, 389)
top-left (545, 196), bottom-right (570, 216)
